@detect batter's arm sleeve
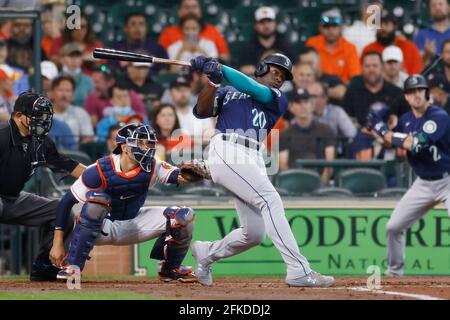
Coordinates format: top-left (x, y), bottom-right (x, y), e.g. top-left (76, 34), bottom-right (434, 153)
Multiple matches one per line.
top-left (221, 65), bottom-right (273, 104)
top-left (55, 190), bottom-right (78, 231)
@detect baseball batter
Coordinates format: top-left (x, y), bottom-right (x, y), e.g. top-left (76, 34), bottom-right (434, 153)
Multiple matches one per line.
top-left (50, 123), bottom-right (200, 282)
top-left (189, 54), bottom-right (335, 287)
top-left (366, 74), bottom-right (450, 275)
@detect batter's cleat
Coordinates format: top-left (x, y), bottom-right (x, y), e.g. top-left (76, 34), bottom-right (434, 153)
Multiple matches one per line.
top-left (384, 270), bottom-right (402, 277)
top-left (159, 265), bottom-right (198, 283)
top-left (192, 241), bottom-right (213, 286)
top-left (30, 260), bottom-right (60, 282)
top-left (56, 265), bottom-right (81, 281)
top-left (286, 271), bottom-right (335, 288)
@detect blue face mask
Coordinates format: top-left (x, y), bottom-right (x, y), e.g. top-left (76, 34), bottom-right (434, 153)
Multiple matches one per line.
top-left (113, 106), bottom-right (133, 116)
top-left (62, 66), bottom-right (81, 77)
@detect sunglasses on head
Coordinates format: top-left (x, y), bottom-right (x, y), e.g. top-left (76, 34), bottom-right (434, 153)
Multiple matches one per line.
top-left (321, 16), bottom-right (341, 26)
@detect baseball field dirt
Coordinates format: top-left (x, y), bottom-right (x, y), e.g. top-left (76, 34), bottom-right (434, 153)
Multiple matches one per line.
top-left (0, 276), bottom-right (449, 300)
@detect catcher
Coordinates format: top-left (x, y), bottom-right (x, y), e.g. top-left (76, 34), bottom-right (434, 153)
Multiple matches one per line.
top-left (50, 123), bottom-right (211, 282)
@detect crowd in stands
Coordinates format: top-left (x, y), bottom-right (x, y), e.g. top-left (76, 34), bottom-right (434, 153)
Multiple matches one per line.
top-left (0, 0), bottom-right (450, 187)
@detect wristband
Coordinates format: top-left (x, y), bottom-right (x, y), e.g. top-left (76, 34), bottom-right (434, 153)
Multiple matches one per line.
top-left (391, 132), bottom-right (408, 148)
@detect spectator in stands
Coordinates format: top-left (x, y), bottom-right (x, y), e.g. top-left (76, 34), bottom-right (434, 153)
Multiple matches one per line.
top-left (50, 76), bottom-right (94, 147)
top-left (298, 46), bottom-right (346, 104)
top-left (41, 60), bottom-right (59, 95)
top-left (0, 64), bottom-right (18, 122)
top-left (59, 43), bottom-right (94, 107)
top-left (343, 51), bottom-right (409, 159)
top-left (0, 20), bottom-right (11, 40)
top-left (429, 74), bottom-right (450, 113)
top-left (50, 15), bottom-right (104, 74)
top-left (428, 39), bottom-right (450, 87)
top-left (105, 124), bottom-right (122, 155)
top-left (167, 14), bottom-right (219, 70)
top-left (118, 61), bottom-right (164, 111)
top-left (84, 66), bottom-right (146, 127)
top-left (41, 10), bottom-right (63, 59)
top-left (6, 19), bottom-right (39, 74)
top-left (382, 46), bottom-right (408, 89)
top-left (292, 63), bottom-right (316, 91)
top-left (362, 11), bottom-right (423, 75)
top-left (169, 76), bottom-right (214, 137)
top-left (343, 0), bottom-right (381, 55)
top-left (158, 0), bottom-right (230, 63)
top-left (96, 84), bottom-right (136, 143)
top-left (49, 118), bottom-right (77, 151)
top-left (152, 103), bottom-right (191, 160)
top-left (279, 88), bottom-right (336, 184)
top-left (307, 81), bottom-right (356, 140)
top-left (112, 12), bottom-right (168, 75)
top-left (0, 39), bottom-right (29, 96)
top-left (414, 0), bottom-right (450, 66)
top-left (306, 9), bottom-right (360, 83)
top-left (237, 6), bottom-right (296, 75)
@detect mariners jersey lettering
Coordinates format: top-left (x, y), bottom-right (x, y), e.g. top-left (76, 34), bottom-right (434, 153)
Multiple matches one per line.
top-left (397, 105), bottom-right (450, 178)
top-left (195, 85), bottom-right (288, 141)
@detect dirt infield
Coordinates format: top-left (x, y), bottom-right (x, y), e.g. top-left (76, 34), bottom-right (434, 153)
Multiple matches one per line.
top-left (1, 276), bottom-right (450, 300)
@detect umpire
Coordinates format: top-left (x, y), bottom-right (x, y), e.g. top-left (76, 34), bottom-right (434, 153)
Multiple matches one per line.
top-left (0, 92), bottom-right (85, 281)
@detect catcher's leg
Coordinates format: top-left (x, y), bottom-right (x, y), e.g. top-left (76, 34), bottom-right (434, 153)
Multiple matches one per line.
top-left (58, 191), bottom-right (111, 279)
top-left (155, 206), bottom-right (197, 283)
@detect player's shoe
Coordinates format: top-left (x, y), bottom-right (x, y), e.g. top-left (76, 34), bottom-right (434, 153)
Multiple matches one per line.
top-left (158, 265), bottom-right (198, 283)
top-left (30, 259), bottom-right (60, 282)
top-left (286, 271), bottom-right (335, 287)
top-left (384, 270), bottom-right (402, 277)
top-left (56, 265), bottom-right (81, 281)
top-left (192, 241), bottom-right (213, 286)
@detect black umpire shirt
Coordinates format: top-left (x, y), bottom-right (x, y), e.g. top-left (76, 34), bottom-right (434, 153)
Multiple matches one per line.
top-left (0, 120), bottom-right (78, 197)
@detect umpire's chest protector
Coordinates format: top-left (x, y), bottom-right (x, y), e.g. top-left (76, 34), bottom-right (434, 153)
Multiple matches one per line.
top-left (97, 156), bottom-right (153, 220)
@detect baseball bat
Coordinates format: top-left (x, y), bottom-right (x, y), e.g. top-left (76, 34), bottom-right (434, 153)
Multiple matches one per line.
top-left (421, 55), bottom-right (442, 77)
top-left (93, 48), bottom-right (191, 67)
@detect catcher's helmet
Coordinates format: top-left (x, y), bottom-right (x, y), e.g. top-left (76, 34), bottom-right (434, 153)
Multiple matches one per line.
top-left (113, 124), bottom-right (158, 173)
top-left (254, 53), bottom-right (293, 80)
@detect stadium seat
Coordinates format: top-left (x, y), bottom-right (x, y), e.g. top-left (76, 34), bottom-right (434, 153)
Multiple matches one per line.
top-left (312, 187), bottom-right (354, 198)
top-left (184, 186), bottom-right (228, 197)
top-left (376, 188), bottom-right (408, 198)
top-left (338, 168), bottom-right (387, 196)
top-left (274, 169), bottom-right (322, 196)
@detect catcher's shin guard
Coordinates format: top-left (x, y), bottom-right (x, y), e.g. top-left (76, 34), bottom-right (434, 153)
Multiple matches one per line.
top-left (157, 206), bottom-right (195, 278)
top-left (66, 191), bottom-right (111, 270)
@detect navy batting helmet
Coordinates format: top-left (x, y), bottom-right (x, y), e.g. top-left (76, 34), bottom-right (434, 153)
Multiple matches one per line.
top-left (254, 53), bottom-right (293, 80)
top-left (404, 74), bottom-right (429, 99)
top-left (404, 74), bottom-right (429, 92)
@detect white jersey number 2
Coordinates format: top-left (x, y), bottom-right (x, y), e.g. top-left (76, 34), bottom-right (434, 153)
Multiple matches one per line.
top-left (252, 109), bottom-right (267, 129)
top-left (429, 146), bottom-right (442, 162)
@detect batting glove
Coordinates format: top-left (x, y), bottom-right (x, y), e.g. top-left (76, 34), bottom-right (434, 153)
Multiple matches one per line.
top-left (203, 60), bottom-right (223, 85)
top-left (366, 111), bottom-right (388, 137)
top-left (190, 56), bottom-right (211, 72)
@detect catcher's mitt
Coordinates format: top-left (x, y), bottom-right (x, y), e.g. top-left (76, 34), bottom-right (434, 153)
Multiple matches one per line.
top-left (179, 159), bottom-right (212, 182)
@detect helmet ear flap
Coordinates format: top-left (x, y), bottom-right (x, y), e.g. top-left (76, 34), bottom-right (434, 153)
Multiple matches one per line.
top-left (254, 60), bottom-right (269, 78)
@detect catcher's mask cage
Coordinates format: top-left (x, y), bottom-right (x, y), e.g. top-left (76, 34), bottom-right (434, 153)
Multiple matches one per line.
top-left (125, 124), bottom-right (158, 173)
top-left (27, 95), bottom-right (54, 140)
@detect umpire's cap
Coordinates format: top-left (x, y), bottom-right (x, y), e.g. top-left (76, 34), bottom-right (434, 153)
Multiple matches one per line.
top-left (404, 74), bottom-right (429, 93)
top-left (258, 53), bottom-right (293, 80)
top-left (13, 91), bottom-right (53, 115)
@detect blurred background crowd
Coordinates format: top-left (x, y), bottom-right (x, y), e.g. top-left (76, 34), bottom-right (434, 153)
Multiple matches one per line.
top-left (0, 0), bottom-right (449, 194)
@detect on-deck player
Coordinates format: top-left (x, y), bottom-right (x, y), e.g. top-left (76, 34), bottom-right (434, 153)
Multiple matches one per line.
top-left (50, 123), bottom-right (198, 282)
top-left (366, 74), bottom-right (450, 275)
top-left (189, 54), bottom-right (335, 287)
